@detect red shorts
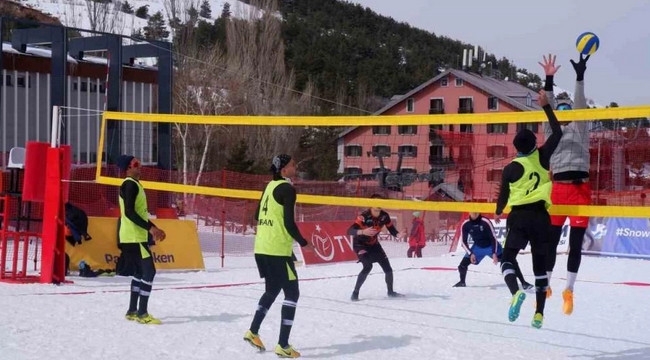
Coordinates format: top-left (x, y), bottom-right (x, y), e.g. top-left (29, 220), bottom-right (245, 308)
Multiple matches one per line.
top-left (550, 181), bottom-right (591, 227)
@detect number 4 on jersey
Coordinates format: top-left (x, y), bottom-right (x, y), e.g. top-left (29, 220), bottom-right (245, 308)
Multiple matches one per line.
top-left (261, 196), bottom-right (269, 216)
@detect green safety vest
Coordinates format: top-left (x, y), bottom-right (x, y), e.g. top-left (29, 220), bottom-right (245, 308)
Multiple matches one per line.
top-left (255, 180), bottom-right (293, 256)
top-left (508, 150), bottom-right (552, 209)
top-left (118, 177), bottom-right (149, 244)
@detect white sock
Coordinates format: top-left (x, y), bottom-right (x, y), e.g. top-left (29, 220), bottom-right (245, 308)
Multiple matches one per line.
top-left (566, 272), bottom-right (578, 291)
top-left (547, 271), bottom-right (553, 287)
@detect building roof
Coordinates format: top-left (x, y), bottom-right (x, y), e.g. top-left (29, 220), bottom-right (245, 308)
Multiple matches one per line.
top-left (339, 68), bottom-right (541, 139)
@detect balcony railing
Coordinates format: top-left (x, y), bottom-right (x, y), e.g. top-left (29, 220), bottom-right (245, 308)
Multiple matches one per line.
top-left (429, 108), bottom-right (445, 114)
top-left (458, 106), bottom-right (474, 114)
top-left (429, 156), bottom-right (455, 167)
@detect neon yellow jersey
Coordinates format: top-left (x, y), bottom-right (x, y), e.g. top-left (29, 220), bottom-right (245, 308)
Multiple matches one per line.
top-left (507, 150), bottom-right (552, 209)
top-left (255, 180), bottom-right (293, 256)
top-left (118, 177), bottom-right (149, 244)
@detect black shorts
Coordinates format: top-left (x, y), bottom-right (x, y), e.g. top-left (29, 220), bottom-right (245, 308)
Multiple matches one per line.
top-left (255, 254), bottom-right (298, 285)
top-left (117, 243), bottom-right (155, 278)
top-left (503, 208), bottom-right (550, 254)
top-left (354, 242), bottom-right (388, 263)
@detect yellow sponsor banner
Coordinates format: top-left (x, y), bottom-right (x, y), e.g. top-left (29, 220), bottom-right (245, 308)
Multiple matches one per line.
top-left (65, 217), bottom-right (205, 271)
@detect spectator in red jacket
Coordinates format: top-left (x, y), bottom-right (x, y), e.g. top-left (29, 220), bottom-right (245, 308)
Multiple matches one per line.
top-left (407, 212), bottom-right (426, 258)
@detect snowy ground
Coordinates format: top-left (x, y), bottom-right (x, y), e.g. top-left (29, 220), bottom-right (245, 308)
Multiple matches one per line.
top-left (1, 241), bottom-right (650, 359)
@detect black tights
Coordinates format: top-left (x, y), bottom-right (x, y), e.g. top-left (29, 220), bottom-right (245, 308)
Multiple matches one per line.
top-left (546, 225), bottom-right (586, 274)
top-left (354, 257), bottom-right (394, 293)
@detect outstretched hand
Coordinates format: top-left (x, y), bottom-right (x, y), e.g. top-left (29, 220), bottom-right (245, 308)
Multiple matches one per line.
top-left (570, 54), bottom-right (590, 81)
top-left (538, 53), bottom-right (561, 76)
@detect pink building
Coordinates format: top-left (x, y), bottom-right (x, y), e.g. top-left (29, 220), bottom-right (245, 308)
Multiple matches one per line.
top-left (338, 69), bottom-right (543, 201)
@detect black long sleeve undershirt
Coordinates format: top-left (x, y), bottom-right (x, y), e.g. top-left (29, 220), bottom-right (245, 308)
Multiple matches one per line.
top-left (119, 178), bottom-right (153, 230)
top-left (255, 182), bottom-right (308, 247)
top-left (495, 104), bottom-right (563, 215)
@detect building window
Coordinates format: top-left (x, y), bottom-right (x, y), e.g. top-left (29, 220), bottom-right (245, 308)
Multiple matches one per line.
top-left (460, 124), bottom-right (473, 133)
top-left (372, 126), bottom-right (391, 135)
top-left (429, 98), bottom-right (444, 114)
top-left (344, 167), bottom-right (362, 177)
top-left (0, 74), bottom-right (12, 87)
top-left (487, 169), bottom-right (503, 182)
top-left (406, 98), bottom-right (415, 112)
top-left (487, 123), bottom-right (508, 134)
top-left (517, 123), bottom-right (539, 133)
top-left (441, 77), bottom-right (448, 87)
top-left (526, 93), bottom-right (533, 107)
top-left (430, 145), bottom-right (443, 158)
top-left (455, 78), bottom-right (464, 87)
top-left (372, 145), bottom-right (391, 157)
top-left (487, 145), bottom-right (508, 158)
top-left (398, 145), bottom-right (417, 157)
top-left (344, 145), bottom-right (362, 157)
top-left (488, 96), bottom-right (498, 111)
top-left (17, 75), bottom-right (31, 88)
top-left (398, 125), bottom-right (417, 135)
top-left (458, 97), bottom-right (473, 113)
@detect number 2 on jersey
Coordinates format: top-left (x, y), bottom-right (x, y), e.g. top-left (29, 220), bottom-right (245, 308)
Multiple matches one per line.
top-left (526, 172), bottom-right (541, 195)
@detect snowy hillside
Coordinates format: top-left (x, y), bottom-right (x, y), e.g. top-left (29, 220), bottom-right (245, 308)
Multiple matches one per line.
top-left (14, 0), bottom-right (258, 41)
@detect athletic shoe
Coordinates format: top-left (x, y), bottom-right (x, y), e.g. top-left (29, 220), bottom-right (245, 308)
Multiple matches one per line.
top-left (243, 330), bottom-right (265, 351)
top-left (521, 282), bottom-right (534, 290)
top-left (562, 289), bottom-right (574, 315)
top-left (274, 344), bottom-right (301, 358)
top-left (508, 290), bottom-right (526, 322)
top-left (136, 313), bottom-right (161, 325)
top-left (531, 313), bottom-right (544, 329)
top-left (453, 281), bottom-right (466, 287)
top-left (387, 291), bottom-right (404, 298)
top-left (125, 311), bottom-right (138, 321)
top-left (350, 291), bottom-right (359, 301)
top-left (546, 286), bottom-right (552, 299)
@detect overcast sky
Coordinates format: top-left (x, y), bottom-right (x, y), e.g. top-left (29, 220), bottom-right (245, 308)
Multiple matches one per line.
top-left (352, 0), bottom-right (650, 106)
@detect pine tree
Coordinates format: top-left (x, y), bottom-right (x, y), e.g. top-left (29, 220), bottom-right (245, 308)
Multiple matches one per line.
top-left (187, 4), bottom-right (199, 23)
top-left (225, 140), bottom-right (255, 173)
top-left (220, 2), bottom-right (231, 19)
top-left (199, 0), bottom-right (212, 18)
top-left (135, 5), bottom-right (148, 19)
top-left (121, 1), bottom-right (134, 14)
top-left (143, 11), bottom-right (169, 40)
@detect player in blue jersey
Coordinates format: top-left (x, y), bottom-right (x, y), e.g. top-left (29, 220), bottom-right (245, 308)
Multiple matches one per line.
top-left (453, 212), bottom-right (532, 289)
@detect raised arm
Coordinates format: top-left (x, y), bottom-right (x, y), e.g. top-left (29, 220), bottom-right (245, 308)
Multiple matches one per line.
top-left (570, 54), bottom-right (590, 133)
top-left (537, 90), bottom-right (563, 168)
top-left (539, 54), bottom-right (561, 139)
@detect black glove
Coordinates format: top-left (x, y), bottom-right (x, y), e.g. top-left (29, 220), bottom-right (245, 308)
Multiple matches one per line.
top-left (570, 54), bottom-right (590, 82)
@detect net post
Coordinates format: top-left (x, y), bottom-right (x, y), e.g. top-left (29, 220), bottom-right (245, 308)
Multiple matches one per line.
top-left (40, 105), bottom-right (67, 284)
top-left (221, 170), bottom-right (226, 268)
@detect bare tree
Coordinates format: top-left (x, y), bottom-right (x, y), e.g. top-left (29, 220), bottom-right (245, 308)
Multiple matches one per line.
top-left (162, 0), bottom-right (197, 40)
top-left (224, 0), bottom-right (313, 166)
top-left (173, 41), bottom-right (230, 204)
top-left (85, 0), bottom-right (124, 34)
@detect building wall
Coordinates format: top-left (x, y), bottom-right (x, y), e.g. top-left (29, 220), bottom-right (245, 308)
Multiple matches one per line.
top-left (340, 72), bottom-right (543, 200)
top-left (0, 51), bottom-right (158, 168)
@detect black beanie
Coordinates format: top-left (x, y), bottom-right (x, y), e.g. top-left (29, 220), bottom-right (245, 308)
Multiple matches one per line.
top-left (513, 129), bottom-right (537, 155)
top-left (116, 154), bottom-right (135, 172)
top-left (270, 154), bottom-right (292, 173)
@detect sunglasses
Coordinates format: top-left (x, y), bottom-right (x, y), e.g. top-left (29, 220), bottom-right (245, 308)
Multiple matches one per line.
top-left (556, 104), bottom-right (572, 111)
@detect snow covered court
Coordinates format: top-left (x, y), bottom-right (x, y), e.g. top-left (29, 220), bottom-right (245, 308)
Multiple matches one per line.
top-left (2, 246), bottom-right (650, 360)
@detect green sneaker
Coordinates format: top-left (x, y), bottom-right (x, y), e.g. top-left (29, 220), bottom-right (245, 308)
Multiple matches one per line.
top-left (125, 311), bottom-right (138, 321)
top-left (508, 290), bottom-right (526, 322)
top-left (531, 312), bottom-right (544, 329)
